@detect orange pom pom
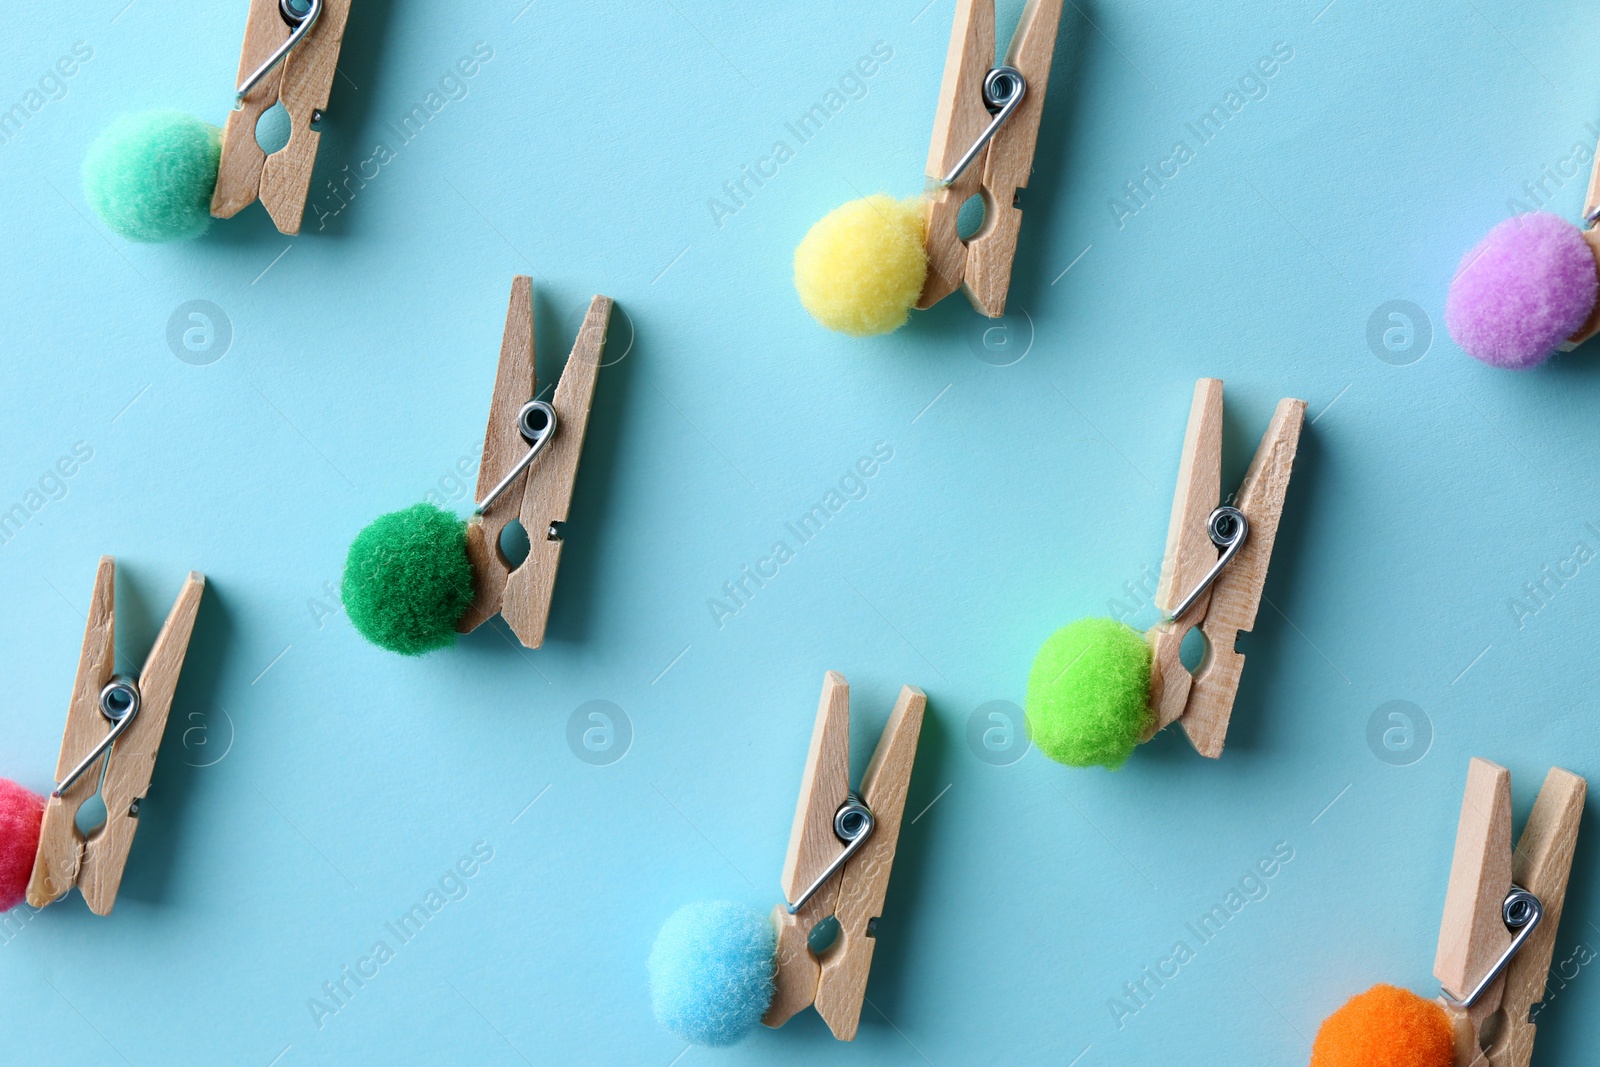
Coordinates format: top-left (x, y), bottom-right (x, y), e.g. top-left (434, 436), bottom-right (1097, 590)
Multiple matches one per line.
top-left (1310, 984), bottom-right (1455, 1067)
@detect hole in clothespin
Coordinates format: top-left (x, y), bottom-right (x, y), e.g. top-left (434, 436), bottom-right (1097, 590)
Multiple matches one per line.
top-left (548, 521), bottom-right (567, 543)
top-left (255, 101), bottom-right (292, 155)
top-left (280, 0), bottom-right (315, 25)
top-left (957, 193), bottom-right (987, 242)
top-left (1179, 626), bottom-right (1209, 675)
top-left (1478, 1008), bottom-right (1505, 1051)
top-left (807, 915), bottom-right (841, 956)
top-left (497, 519), bottom-right (531, 569)
top-left (74, 789), bottom-right (109, 838)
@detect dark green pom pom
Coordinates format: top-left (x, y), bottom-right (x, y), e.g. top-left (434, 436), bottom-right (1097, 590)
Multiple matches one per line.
top-left (342, 503), bottom-right (474, 655)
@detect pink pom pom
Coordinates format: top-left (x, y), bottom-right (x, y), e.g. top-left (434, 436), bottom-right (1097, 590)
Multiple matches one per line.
top-left (1446, 212), bottom-right (1599, 369)
top-left (0, 779), bottom-right (44, 912)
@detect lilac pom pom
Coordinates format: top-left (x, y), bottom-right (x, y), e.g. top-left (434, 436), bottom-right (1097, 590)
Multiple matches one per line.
top-left (1446, 212), bottom-right (1598, 369)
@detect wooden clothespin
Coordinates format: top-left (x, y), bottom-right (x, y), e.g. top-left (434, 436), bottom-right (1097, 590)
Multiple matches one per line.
top-left (764, 672), bottom-right (926, 1040)
top-left (1145, 379), bottom-right (1306, 758)
top-left (1565, 169), bottom-right (1600, 350)
top-left (921, 0), bottom-right (1066, 315)
top-left (1434, 758), bottom-right (1586, 1067)
top-left (26, 557), bottom-right (205, 915)
top-left (212, 0), bottom-right (354, 234)
top-left (458, 275), bottom-right (613, 649)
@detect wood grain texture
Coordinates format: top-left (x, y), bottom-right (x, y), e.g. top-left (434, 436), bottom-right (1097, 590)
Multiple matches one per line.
top-left (814, 685), bottom-right (926, 1040)
top-left (500, 295), bottom-right (612, 648)
top-left (212, 0), bottom-right (353, 233)
top-left (918, 0), bottom-right (993, 310)
top-left (1445, 766), bottom-right (1586, 1067)
top-left (27, 557), bottom-right (116, 909)
top-left (963, 0), bottom-right (1065, 316)
top-left (1145, 379), bottom-right (1224, 737)
top-left (27, 564), bottom-right (204, 914)
top-left (212, 0), bottom-right (288, 219)
top-left (1434, 758), bottom-right (1515, 1026)
top-left (461, 276), bottom-right (536, 634)
top-left (259, 0), bottom-right (353, 233)
top-left (765, 672), bottom-right (853, 1029)
top-left (1178, 396), bottom-right (1305, 758)
top-left (78, 573), bottom-right (204, 915)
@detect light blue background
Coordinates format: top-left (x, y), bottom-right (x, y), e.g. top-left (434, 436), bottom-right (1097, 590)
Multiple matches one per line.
top-left (2, 0), bottom-right (1599, 1063)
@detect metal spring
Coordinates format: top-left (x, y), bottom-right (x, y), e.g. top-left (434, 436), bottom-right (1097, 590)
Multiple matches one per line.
top-left (475, 400), bottom-right (559, 515)
top-left (785, 793), bottom-right (876, 914)
top-left (939, 66), bottom-right (1028, 187)
top-left (1442, 887), bottom-right (1543, 1008)
top-left (53, 677), bottom-right (142, 798)
top-left (1165, 504), bottom-right (1249, 623)
top-left (236, 0), bottom-right (326, 104)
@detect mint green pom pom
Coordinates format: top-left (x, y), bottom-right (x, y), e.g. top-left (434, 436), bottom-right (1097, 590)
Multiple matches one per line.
top-left (1026, 617), bottom-right (1153, 769)
top-left (83, 111), bottom-right (221, 242)
top-left (342, 503), bottom-right (474, 655)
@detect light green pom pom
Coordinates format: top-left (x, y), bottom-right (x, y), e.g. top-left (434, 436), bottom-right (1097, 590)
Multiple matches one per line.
top-left (341, 503), bottom-right (474, 656)
top-left (1025, 617), bottom-right (1153, 769)
top-left (83, 111), bottom-right (221, 243)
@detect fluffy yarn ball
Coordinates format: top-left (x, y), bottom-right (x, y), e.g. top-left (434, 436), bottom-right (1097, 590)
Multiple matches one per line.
top-left (1446, 211), bottom-right (1598, 369)
top-left (649, 900), bottom-right (776, 1047)
top-left (0, 779), bottom-right (45, 912)
top-left (341, 502), bottom-right (474, 655)
top-left (794, 194), bottom-right (928, 335)
top-left (1026, 617), bottom-right (1153, 769)
top-left (1310, 984), bottom-right (1455, 1067)
top-left (83, 111), bottom-right (221, 243)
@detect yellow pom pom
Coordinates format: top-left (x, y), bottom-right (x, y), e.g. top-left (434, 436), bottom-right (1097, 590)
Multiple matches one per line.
top-left (794, 194), bottom-right (928, 336)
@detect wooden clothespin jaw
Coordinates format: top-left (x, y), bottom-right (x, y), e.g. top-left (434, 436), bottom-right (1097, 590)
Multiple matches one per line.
top-left (920, 0), bottom-right (1066, 316)
top-left (1144, 379), bottom-right (1306, 758)
top-left (457, 275), bottom-right (614, 649)
top-left (212, 0), bottom-right (355, 234)
top-left (26, 557), bottom-right (205, 915)
top-left (764, 672), bottom-right (926, 1040)
top-left (1433, 758), bottom-right (1585, 1067)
